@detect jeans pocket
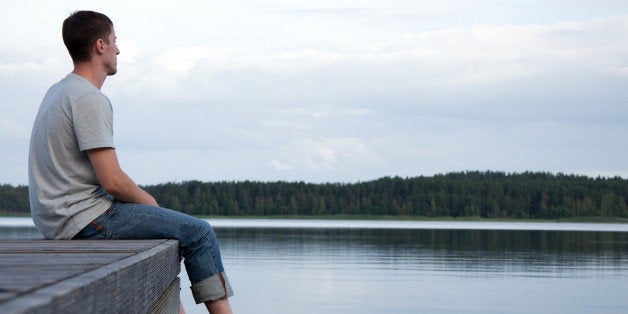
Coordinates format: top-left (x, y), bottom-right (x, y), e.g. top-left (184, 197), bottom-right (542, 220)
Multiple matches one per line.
top-left (88, 219), bottom-right (122, 239)
top-left (73, 209), bottom-right (122, 240)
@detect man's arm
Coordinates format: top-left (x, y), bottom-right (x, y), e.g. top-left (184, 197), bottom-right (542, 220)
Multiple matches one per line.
top-left (86, 147), bottom-right (158, 206)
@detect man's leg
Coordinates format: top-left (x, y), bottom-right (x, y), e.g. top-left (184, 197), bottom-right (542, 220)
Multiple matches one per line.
top-left (73, 201), bottom-right (234, 313)
top-left (206, 298), bottom-right (232, 314)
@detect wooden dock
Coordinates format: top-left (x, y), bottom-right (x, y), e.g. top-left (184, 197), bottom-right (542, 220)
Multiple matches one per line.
top-left (0, 239), bottom-right (180, 314)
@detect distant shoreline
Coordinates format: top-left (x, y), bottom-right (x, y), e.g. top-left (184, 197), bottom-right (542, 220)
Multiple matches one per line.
top-left (4, 172), bottom-right (628, 220)
top-left (199, 214), bottom-right (628, 224)
top-left (3, 213), bottom-right (627, 224)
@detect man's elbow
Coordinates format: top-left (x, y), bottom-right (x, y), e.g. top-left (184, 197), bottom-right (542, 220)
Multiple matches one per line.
top-left (101, 182), bottom-right (123, 197)
top-left (99, 174), bottom-right (128, 197)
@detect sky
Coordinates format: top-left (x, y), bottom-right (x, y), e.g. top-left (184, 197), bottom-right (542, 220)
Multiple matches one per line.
top-left (1, 0), bottom-right (628, 185)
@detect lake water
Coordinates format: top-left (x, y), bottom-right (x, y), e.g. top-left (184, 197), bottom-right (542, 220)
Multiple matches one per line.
top-left (2, 218), bottom-right (628, 314)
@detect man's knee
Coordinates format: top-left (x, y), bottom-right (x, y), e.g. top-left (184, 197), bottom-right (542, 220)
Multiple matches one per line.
top-left (180, 218), bottom-right (216, 251)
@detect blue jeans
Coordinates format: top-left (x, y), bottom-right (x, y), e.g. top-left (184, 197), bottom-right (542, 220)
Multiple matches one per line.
top-left (73, 201), bottom-right (234, 303)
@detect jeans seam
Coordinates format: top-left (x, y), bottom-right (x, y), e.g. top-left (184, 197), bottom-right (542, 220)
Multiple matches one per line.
top-left (90, 212), bottom-right (122, 239)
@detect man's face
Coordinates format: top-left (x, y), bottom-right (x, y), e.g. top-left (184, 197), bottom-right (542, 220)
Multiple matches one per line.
top-left (103, 28), bottom-right (120, 76)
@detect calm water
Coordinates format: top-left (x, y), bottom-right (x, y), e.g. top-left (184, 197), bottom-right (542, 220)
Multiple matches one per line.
top-left (2, 218), bottom-right (628, 314)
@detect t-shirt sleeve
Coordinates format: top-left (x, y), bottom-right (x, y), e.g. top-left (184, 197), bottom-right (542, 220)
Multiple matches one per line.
top-left (72, 92), bottom-right (115, 151)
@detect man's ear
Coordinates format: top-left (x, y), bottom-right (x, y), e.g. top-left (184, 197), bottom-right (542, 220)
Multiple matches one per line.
top-left (94, 38), bottom-right (105, 54)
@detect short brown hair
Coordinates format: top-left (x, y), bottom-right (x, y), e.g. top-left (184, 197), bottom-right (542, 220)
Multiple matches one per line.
top-left (62, 11), bottom-right (113, 63)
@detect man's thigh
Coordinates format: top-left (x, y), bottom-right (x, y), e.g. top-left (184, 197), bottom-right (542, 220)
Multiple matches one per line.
top-left (73, 201), bottom-right (208, 240)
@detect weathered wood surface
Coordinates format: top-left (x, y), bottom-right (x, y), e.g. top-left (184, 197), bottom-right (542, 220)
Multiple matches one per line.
top-left (0, 239), bottom-right (180, 314)
top-left (149, 277), bottom-right (181, 314)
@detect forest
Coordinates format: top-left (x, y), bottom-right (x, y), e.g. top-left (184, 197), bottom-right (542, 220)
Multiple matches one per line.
top-left (2, 171), bottom-right (628, 219)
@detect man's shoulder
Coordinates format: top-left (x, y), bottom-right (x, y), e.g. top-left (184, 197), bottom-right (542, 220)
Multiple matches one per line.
top-left (57, 73), bottom-right (100, 94)
top-left (49, 74), bottom-right (108, 105)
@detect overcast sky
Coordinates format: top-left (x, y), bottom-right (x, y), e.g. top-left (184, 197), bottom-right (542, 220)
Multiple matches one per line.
top-left (1, 1), bottom-right (627, 185)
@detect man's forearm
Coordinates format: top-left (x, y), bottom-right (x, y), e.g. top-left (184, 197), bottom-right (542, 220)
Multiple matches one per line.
top-left (86, 148), bottom-right (158, 207)
top-left (105, 171), bottom-right (158, 206)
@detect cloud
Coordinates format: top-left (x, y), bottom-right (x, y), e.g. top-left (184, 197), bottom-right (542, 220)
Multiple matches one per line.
top-left (102, 14), bottom-right (628, 182)
top-left (269, 137), bottom-right (390, 181)
top-left (2, 4), bottom-right (628, 184)
top-left (114, 14), bottom-right (628, 105)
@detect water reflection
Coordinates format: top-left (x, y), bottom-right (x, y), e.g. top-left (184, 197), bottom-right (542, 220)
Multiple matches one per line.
top-left (0, 226), bottom-right (42, 239)
top-left (209, 227), bottom-right (628, 313)
top-left (217, 227), bottom-right (628, 275)
top-left (2, 223), bottom-right (627, 313)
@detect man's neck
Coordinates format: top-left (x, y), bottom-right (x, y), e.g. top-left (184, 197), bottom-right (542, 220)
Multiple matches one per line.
top-left (72, 62), bottom-right (107, 89)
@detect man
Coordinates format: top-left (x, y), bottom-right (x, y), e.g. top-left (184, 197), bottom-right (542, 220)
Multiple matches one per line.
top-left (28, 11), bottom-right (233, 313)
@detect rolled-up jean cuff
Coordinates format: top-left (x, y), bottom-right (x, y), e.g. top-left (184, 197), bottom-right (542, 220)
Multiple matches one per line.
top-left (191, 272), bottom-right (234, 304)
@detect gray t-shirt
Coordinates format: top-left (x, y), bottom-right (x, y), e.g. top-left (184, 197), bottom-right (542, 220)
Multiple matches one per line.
top-left (29, 73), bottom-right (115, 239)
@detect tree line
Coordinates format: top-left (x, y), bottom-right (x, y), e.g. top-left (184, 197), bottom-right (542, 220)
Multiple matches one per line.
top-left (2, 171), bottom-right (628, 219)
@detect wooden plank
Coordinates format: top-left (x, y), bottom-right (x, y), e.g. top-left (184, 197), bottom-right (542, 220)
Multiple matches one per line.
top-left (0, 253), bottom-right (132, 266)
top-left (0, 270), bottom-right (83, 288)
top-left (0, 268), bottom-right (92, 299)
top-left (149, 277), bottom-right (181, 314)
top-left (0, 241), bottom-right (144, 304)
top-left (0, 240), bottom-right (180, 313)
top-left (0, 239), bottom-right (165, 253)
top-left (0, 293), bottom-right (16, 302)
